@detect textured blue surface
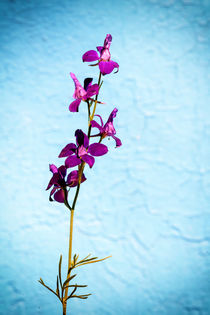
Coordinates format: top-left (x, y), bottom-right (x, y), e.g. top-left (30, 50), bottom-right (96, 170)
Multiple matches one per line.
top-left (0, 0), bottom-right (210, 314)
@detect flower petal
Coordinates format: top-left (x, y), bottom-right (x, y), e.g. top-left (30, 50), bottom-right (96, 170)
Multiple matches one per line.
top-left (49, 164), bottom-right (58, 174)
top-left (84, 77), bottom-right (93, 91)
top-left (96, 46), bottom-right (103, 54)
top-left (69, 99), bottom-right (82, 112)
top-left (46, 173), bottom-right (60, 190)
top-left (70, 72), bottom-right (83, 90)
top-left (86, 84), bottom-right (99, 99)
top-left (90, 119), bottom-right (103, 132)
top-left (67, 170), bottom-right (86, 187)
top-left (103, 34), bottom-right (112, 49)
top-left (75, 129), bottom-right (89, 148)
top-left (82, 50), bottom-right (99, 62)
top-left (58, 165), bottom-right (66, 177)
top-left (70, 72), bottom-right (84, 99)
top-left (111, 61), bottom-right (119, 73)
top-left (88, 143), bottom-right (108, 156)
top-left (112, 135), bottom-right (122, 147)
top-left (54, 189), bottom-right (65, 203)
top-left (94, 114), bottom-right (104, 127)
top-left (82, 154), bottom-right (95, 168)
top-left (104, 121), bottom-right (116, 136)
top-left (58, 143), bottom-right (77, 158)
top-left (65, 155), bottom-right (81, 168)
top-left (49, 187), bottom-right (57, 200)
top-left (107, 108), bottom-right (118, 123)
top-left (99, 61), bottom-right (116, 75)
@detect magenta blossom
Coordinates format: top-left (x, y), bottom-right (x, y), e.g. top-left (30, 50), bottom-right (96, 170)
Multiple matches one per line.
top-left (69, 72), bottom-right (99, 112)
top-left (59, 129), bottom-right (108, 169)
top-left (82, 34), bottom-right (119, 76)
top-left (46, 164), bottom-right (86, 203)
top-left (91, 108), bottom-right (122, 147)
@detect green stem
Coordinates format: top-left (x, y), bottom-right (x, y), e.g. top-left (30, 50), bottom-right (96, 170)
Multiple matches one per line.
top-left (63, 208), bottom-right (74, 315)
top-left (87, 100), bottom-right (91, 123)
top-left (62, 163), bottom-right (84, 313)
top-left (88, 72), bottom-right (102, 138)
top-left (64, 188), bottom-right (71, 211)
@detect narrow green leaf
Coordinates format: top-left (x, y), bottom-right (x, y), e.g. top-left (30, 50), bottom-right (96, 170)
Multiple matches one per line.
top-left (62, 274), bottom-right (77, 288)
top-left (76, 256), bottom-right (112, 268)
top-left (68, 266), bottom-right (73, 275)
top-left (65, 287), bottom-right (77, 301)
top-left (77, 254), bottom-right (91, 264)
top-left (75, 254), bottom-right (79, 264)
top-left (38, 278), bottom-right (44, 284)
top-left (58, 255), bottom-right (62, 289)
top-left (99, 81), bottom-right (103, 89)
top-left (39, 280), bottom-right (60, 300)
top-left (56, 275), bottom-right (60, 298)
top-left (81, 257), bottom-right (98, 263)
top-left (64, 284), bottom-right (87, 288)
top-left (73, 254), bottom-right (77, 266)
top-left (68, 293), bottom-right (91, 300)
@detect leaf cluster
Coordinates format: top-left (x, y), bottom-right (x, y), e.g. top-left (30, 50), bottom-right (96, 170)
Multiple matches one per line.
top-left (38, 253), bottom-right (111, 304)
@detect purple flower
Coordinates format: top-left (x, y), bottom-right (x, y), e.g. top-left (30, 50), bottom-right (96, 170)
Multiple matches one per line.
top-left (46, 164), bottom-right (86, 203)
top-left (82, 34), bottom-right (119, 76)
top-left (69, 73), bottom-right (99, 112)
top-left (59, 129), bottom-right (108, 168)
top-left (67, 170), bottom-right (86, 187)
top-left (91, 108), bottom-right (122, 147)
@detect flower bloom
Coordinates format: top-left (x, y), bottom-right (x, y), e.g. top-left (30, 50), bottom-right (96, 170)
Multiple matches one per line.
top-left (82, 34), bottom-right (119, 76)
top-left (91, 108), bottom-right (122, 147)
top-left (69, 72), bottom-right (99, 112)
top-left (46, 164), bottom-right (86, 203)
top-left (58, 129), bottom-right (108, 168)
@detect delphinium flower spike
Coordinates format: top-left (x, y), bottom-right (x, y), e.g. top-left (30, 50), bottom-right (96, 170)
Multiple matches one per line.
top-left (40, 34), bottom-right (121, 315)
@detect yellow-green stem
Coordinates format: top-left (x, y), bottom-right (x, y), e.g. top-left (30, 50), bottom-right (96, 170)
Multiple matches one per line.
top-left (88, 72), bottom-right (102, 138)
top-left (63, 209), bottom-right (74, 314)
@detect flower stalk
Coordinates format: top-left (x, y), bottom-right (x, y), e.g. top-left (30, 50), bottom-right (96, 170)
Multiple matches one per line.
top-left (88, 71), bottom-right (102, 137)
top-left (63, 209), bottom-right (74, 315)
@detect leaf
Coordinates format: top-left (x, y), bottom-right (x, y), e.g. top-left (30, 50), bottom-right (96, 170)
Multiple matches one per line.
top-left (39, 278), bottom-right (44, 284)
top-left (64, 284), bottom-right (87, 289)
top-left (81, 257), bottom-right (98, 263)
top-left (76, 256), bottom-right (112, 268)
top-left (73, 254), bottom-right (77, 266)
top-left (69, 294), bottom-right (91, 300)
top-left (64, 286), bottom-right (77, 301)
top-left (56, 276), bottom-right (60, 298)
top-left (58, 255), bottom-right (62, 289)
top-left (99, 81), bottom-right (103, 89)
top-left (62, 274), bottom-right (77, 289)
top-left (77, 254), bottom-right (91, 265)
top-left (68, 266), bottom-right (73, 275)
top-left (65, 287), bottom-right (77, 301)
top-left (76, 257), bottom-right (98, 266)
top-left (73, 254), bottom-right (79, 265)
top-left (38, 279), bottom-right (60, 300)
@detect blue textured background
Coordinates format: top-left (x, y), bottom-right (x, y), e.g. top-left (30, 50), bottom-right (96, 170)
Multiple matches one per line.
top-left (0, 0), bottom-right (210, 314)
